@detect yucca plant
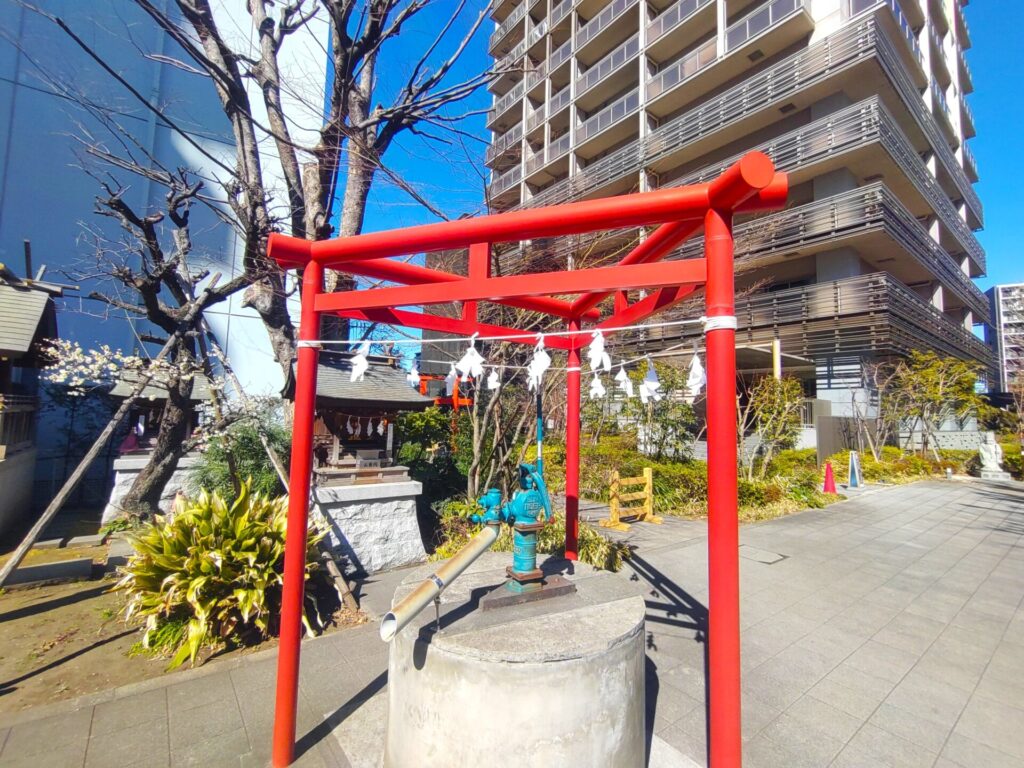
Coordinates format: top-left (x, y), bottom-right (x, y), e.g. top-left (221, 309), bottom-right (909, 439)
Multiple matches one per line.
top-left (116, 482), bottom-right (326, 669)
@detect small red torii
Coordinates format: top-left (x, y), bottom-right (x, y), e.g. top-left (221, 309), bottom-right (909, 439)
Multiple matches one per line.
top-left (267, 152), bottom-right (788, 768)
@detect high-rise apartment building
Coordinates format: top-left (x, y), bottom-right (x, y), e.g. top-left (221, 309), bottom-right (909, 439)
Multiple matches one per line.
top-left (987, 284), bottom-right (1024, 393)
top-left (484, 0), bottom-right (989, 412)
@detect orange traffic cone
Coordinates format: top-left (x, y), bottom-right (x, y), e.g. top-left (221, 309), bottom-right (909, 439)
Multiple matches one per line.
top-left (823, 461), bottom-right (837, 494)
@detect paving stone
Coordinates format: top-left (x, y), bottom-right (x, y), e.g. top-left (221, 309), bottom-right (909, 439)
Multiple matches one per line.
top-left (84, 715), bottom-right (169, 767)
top-left (0, 708), bottom-right (92, 760)
top-left (759, 712), bottom-right (845, 765)
top-left (165, 671), bottom-right (236, 713)
top-left (940, 730), bottom-right (1023, 768)
top-left (90, 687), bottom-right (168, 736)
top-left (783, 695), bottom-right (862, 744)
top-left (843, 722), bottom-right (939, 768)
top-left (657, 725), bottom-right (705, 766)
top-left (169, 725), bottom-right (251, 767)
top-left (842, 640), bottom-right (918, 683)
top-left (883, 668), bottom-right (971, 728)
top-left (953, 695), bottom-right (1024, 760)
top-left (0, 744), bottom-right (87, 768)
top-left (867, 702), bottom-right (953, 754)
top-left (807, 665), bottom-right (893, 720)
top-left (168, 696), bottom-right (244, 749)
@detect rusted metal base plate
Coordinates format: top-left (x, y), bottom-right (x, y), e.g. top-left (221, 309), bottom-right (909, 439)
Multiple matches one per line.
top-left (479, 574), bottom-right (577, 612)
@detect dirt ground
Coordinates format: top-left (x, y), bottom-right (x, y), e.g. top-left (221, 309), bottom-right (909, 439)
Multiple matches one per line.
top-left (0, 578), bottom-right (365, 714)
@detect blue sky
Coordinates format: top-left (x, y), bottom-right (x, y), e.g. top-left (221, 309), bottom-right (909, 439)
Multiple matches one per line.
top-left (352, 1), bottom-right (1016, 293)
top-left (961, 2), bottom-right (1021, 291)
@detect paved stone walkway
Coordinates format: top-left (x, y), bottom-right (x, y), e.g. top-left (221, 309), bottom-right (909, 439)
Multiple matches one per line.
top-left (0, 479), bottom-right (1021, 767)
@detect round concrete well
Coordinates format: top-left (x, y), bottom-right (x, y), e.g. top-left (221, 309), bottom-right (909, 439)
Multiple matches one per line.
top-left (383, 553), bottom-right (646, 768)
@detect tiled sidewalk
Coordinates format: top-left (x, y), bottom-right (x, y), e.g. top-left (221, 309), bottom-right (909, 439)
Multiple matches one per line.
top-left (0, 479), bottom-right (1021, 767)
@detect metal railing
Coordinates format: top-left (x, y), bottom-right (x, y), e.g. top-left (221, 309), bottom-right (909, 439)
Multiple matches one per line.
top-left (843, 0), bottom-right (921, 68)
top-left (575, 90), bottom-right (639, 144)
top-left (727, 274), bottom-right (990, 362)
top-left (870, 13), bottom-right (982, 223)
top-left (962, 142), bottom-right (977, 178)
top-left (550, 0), bottom-right (573, 26)
top-left (726, 0), bottom-right (808, 52)
top-left (526, 103), bottom-right (546, 131)
top-left (488, 79), bottom-right (526, 125)
top-left (486, 122), bottom-right (524, 163)
top-left (647, 37), bottom-right (717, 99)
top-left (549, 130), bottom-right (572, 160)
top-left (549, 38), bottom-right (573, 70)
top-left (495, 39), bottom-right (528, 73)
top-left (647, 0), bottom-right (715, 45)
top-left (930, 80), bottom-right (951, 121)
top-left (673, 181), bottom-right (987, 317)
top-left (549, 84), bottom-right (571, 115)
top-left (490, 2), bottom-right (527, 51)
top-left (960, 95), bottom-right (975, 131)
top-left (576, 0), bottom-right (638, 50)
top-left (954, 1), bottom-right (971, 48)
top-left (525, 146), bottom-right (547, 175)
top-left (578, 35), bottom-right (639, 97)
top-left (488, 164), bottom-right (522, 196)
top-left (956, 45), bottom-right (972, 89)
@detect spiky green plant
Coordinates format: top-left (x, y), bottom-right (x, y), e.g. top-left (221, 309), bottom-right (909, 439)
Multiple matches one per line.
top-left (115, 482), bottom-right (326, 669)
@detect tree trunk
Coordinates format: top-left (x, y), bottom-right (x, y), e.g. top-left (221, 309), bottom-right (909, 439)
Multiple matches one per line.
top-left (120, 350), bottom-right (196, 518)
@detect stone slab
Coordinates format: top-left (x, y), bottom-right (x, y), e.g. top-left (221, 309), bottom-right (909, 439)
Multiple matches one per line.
top-left (479, 573), bottom-right (577, 611)
top-left (68, 533), bottom-right (107, 547)
top-left (6, 557), bottom-right (93, 586)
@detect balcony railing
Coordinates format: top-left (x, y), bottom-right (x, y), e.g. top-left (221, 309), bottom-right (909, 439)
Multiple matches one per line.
top-left (550, 0), bottom-right (573, 26)
top-left (526, 18), bottom-right (880, 209)
top-left (576, 0), bottom-right (638, 50)
top-left (648, 0), bottom-right (715, 46)
top-left (486, 122), bottom-right (524, 163)
top-left (549, 84), bottom-right (571, 115)
top-left (495, 39), bottom-right (528, 73)
top-left (677, 180), bottom-right (985, 317)
top-left (489, 164), bottom-right (522, 196)
top-left (549, 38), bottom-right (572, 70)
top-left (527, 19), bottom-right (548, 48)
top-left (488, 79), bottom-right (526, 125)
top-left (956, 45), bottom-right (972, 90)
top-left (526, 104), bottom-right (546, 131)
top-left (962, 142), bottom-right (977, 179)
top-left (515, 17), bottom-right (982, 231)
top-left (930, 80), bottom-right (951, 122)
top-left (575, 90), bottom-right (639, 145)
top-left (647, 37), bottom-right (717, 99)
top-left (549, 131), bottom-right (572, 160)
top-left (490, 2), bottom-right (526, 51)
top-left (726, 0), bottom-right (808, 52)
top-left (954, 0), bottom-right (971, 48)
top-left (525, 147), bottom-right (546, 175)
top-left (577, 35), bottom-right (639, 98)
top-left (960, 95), bottom-right (975, 132)
top-left (843, 0), bottom-right (922, 69)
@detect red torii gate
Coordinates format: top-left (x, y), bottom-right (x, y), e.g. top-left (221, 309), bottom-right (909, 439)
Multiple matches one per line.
top-left (267, 152), bottom-right (788, 768)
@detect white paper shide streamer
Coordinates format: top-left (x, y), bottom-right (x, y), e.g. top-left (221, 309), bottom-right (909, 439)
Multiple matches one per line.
top-left (445, 364), bottom-right (457, 396)
top-left (486, 368), bottom-right (501, 391)
top-left (527, 335), bottom-right (552, 392)
top-left (588, 373), bottom-right (606, 400)
top-left (350, 341), bottom-right (371, 382)
top-left (587, 330), bottom-right (612, 373)
top-left (684, 352), bottom-right (706, 403)
top-left (638, 358), bottom-right (663, 404)
top-left (614, 364), bottom-right (634, 398)
top-left (406, 364), bottom-right (420, 389)
top-left (456, 333), bottom-right (485, 382)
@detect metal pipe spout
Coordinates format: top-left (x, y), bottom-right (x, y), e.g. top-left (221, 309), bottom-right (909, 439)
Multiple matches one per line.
top-left (380, 523), bottom-right (500, 642)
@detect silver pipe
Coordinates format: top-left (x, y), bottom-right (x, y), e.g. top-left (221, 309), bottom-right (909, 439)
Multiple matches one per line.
top-left (380, 523), bottom-right (500, 642)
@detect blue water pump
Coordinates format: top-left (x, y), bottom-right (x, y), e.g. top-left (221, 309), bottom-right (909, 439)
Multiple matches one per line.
top-left (472, 463), bottom-right (552, 592)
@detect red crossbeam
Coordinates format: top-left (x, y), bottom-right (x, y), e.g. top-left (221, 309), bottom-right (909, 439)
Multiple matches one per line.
top-left (266, 159), bottom-right (785, 267)
top-left (341, 255), bottom-right (599, 321)
top-left (315, 259), bottom-right (707, 314)
top-left (331, 307), bottom-right (573, 350)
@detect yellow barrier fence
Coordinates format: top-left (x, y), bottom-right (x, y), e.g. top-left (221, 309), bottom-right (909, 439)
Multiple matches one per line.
top-left (600, 467), bottom-right (662, 532)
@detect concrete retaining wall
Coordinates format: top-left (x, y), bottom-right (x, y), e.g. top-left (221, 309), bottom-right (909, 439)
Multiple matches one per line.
top-left (315, 481), bottom-right (426, 574)
top-left (102, 454), bottom-right (201, 523)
